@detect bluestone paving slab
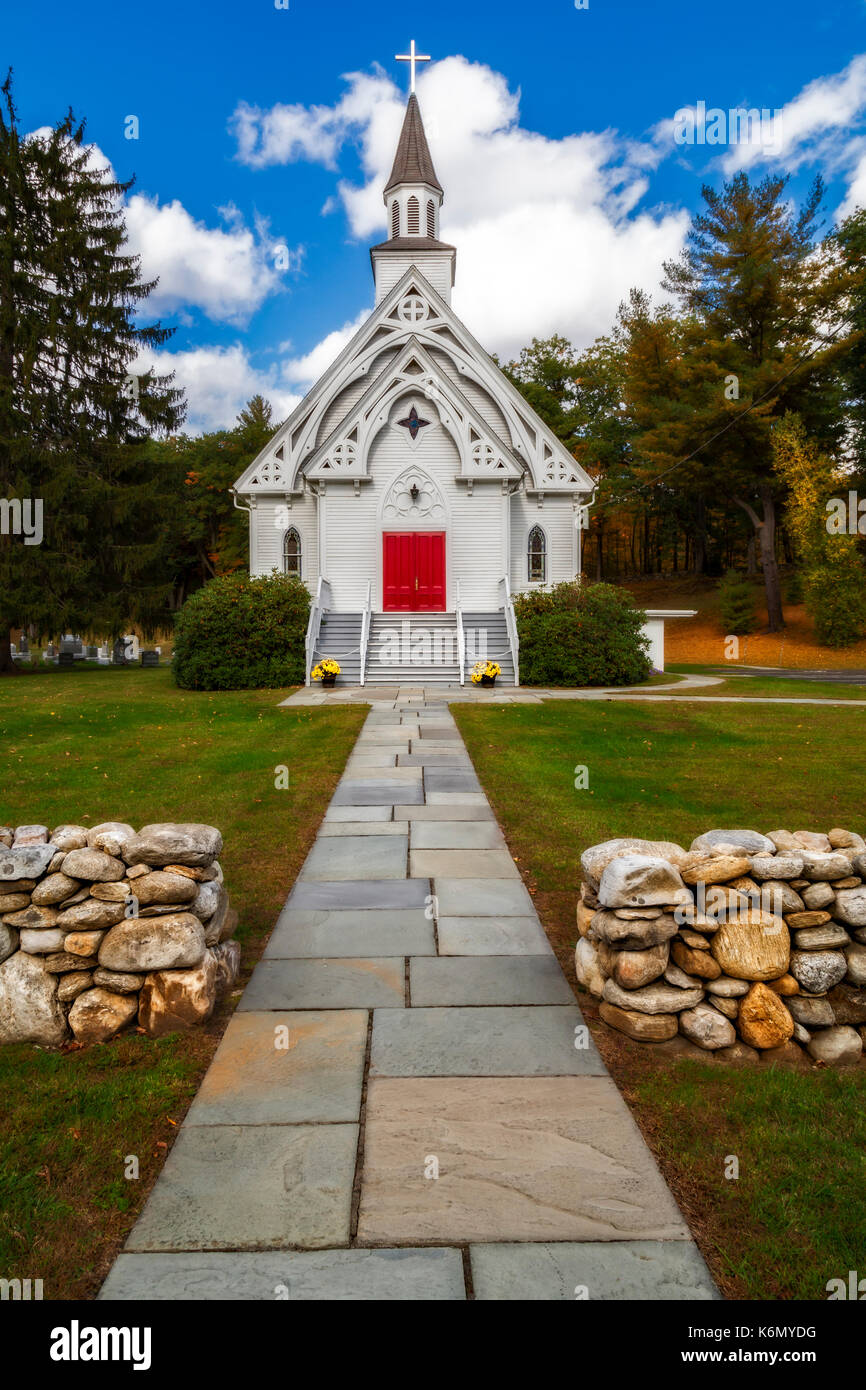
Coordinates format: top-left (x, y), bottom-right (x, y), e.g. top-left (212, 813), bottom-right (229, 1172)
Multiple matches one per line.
top-left (435, 877), bottom-right (535, 916)
top-left (398, 755), bottom-right (471, 768)
top-left (426, 792), bottom-right (489, 806)
top-left (287, 878), bottom-right (429, 910)
top-left (324, 805), bottom-right (393, 823)
top-left (125, 1123), bottom-right (359, 1251)
top-left (184, 1010), bottom-right (367, 1124)
top-left (300, 835), bottom-right (408, 881)
top-left (240, 958), bottom-right (405, 1011)
top-left (342, 765), bottom-right (422, 782)
top-left (437, 915), bottom-right (554, 955)
top-left (332, 780), bottom-right (423, 806)
top-left (469, 1241), bottom-right (719, 1301)
top-left (369, 1005), bottom-right (604, 1076)
top-left (357, 1077), bottom-right (688, 1245)
top-left (319, 820), bottom-right (409, 838)
top-left (424, 771), bottom-right (482, 794)
top-left (410, 821), bottom-right (505, 849)
top-left (411, 849), bottom-right (519, 880)
top-left (264, 908), bottom-right (435, 958)
top-left (100, 1248), bottom-right (467, 1301)
top-left (410, 956), bottom-right (573, 1006)
top-left (395, 803), bottom-right (494, 821)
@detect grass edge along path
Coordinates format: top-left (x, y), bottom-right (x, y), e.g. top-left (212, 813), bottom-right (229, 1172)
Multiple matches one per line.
top-left (453, 696), bottom-right (866, 1301)
top-left (0, 668), bottom-right (366, 1300)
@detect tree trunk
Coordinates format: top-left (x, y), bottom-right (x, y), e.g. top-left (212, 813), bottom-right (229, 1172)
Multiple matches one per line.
top-left (733, 491), bottom-right (784, 631)
top-left (746, 534), bottom-right (757, 575)
top-left (0, 630), bottom-right (22, 675)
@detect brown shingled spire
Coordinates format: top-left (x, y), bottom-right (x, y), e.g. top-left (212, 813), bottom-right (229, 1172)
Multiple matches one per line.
top-left (384, 94), bottom-right (444, 196)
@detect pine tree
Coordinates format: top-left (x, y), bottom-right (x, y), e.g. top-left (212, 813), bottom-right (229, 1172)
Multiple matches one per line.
top-left (0, 72), bottom-right (184, 672)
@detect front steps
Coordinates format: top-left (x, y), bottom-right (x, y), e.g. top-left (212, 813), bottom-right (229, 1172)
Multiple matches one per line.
top-left (311, 611), bottom-right (518, 686)
top-left (312, 611), bottom-right (363, 684)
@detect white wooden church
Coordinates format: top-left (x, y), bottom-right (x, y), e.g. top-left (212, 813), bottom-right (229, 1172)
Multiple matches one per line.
top-left (233, 46), bottom-right (595, 684)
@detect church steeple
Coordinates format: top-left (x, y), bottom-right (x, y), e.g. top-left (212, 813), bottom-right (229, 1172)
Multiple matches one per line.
top-left (371, 80), bottom-right (456, 305)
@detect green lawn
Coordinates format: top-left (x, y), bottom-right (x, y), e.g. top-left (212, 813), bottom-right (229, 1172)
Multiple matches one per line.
top-left (453, 697), bottom-right (866, 1300)
top-left (0, 666), bottom-right (366, 1299)
top-left (665, 664), bottom-right (866, 700)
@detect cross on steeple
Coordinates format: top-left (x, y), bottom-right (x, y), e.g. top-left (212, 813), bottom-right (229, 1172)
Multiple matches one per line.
top-left (395, 39), bottom-right (431, 94)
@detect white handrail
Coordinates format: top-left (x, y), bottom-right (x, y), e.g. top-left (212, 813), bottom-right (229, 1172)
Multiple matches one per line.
top-left (455, 578), bottom-right (465, 686)
top-left (500, 576), bottom-right (520, 686)
top-left (359, 581), bottom-right (372, 687)
top-left (304, 576), bottom-right (330, 685)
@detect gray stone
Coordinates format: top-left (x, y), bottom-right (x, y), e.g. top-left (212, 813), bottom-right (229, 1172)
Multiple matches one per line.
top-left (369, 1005), bottom-right (605, 1076)
top-left (125, 1123), bottom-right (359, 1251)
top-left (300, 835), bottom-right (408, 881)
top-left (410, 956), bottom-right (573, 1006)
top-left (574, 937), bottom-right (606, 997)
top-left (759, 882), bottom-right (805, 915)
top-left (793, 923), bottom-right (852, 951)
top-left (0, 951), bottom-right (68, 1045)
top-left (469, 1240), bottom-right (718, 1301)
top-left (55, 898), bottom-right (127, 931)
top-left (324, 805), bottom-right (394, 823)
top-left (20, 927), bottom-right (67, 954)
top-left (844, 943), bottom-right (866, 986)
top-left (591, 910), bottom-right (679, 951)
top-left (331, 781), bottom-right (423, 806)
top-left (789, 950), bottom-right (848, 994)
top-left (786, 994), bottom-right (835, 1028)
top-left (99, 913), bottom-right (207, 972)
top-left (93, 968), bottom-right (144, 993)
top-left (580, 839), bottom-right (688, 880)
top-left (210, 940), bottom-right (241, 996)
top-left (409, 821), bottom-right (504, 849)
top-left (60, 849), bottom-right (126, 882)
top-left (263, 908), bottom-right (435, 959)
top-left (664, 961), bottom-right (698, 990)
top-left (287, 879), bottom-right (429, 911)
top-left (99, 1247), bottom-right (466, 1301)
top-left (423, 771), bottom-right (482, 794)
top-left (0, 923), bottom-right (18, 965)
top-left (678, 1003), bottom-right (736, 1050)
top-left (12, 824), bottom-right (47, 846)
top-left (833, 887), bottom-right (866, 927)
top-left (238, 958), bottom-right (405, 1011)
top-left (123, 823), bottom-right (223, 868)
top-left (31, 872), bottom-right (81, 906)
top-left (133, 871), bottom-right (199, 906)
top-left (802, 882), bottom-right (836, 911)
top-left (87, 822), bottom-right (137, 857)
top-left (434, 877), bottom-right (535, 917)
top-left (602, 978), bottom-right (704, 1015)
top-left (437, 916), bottom-right (553, 956)
top-left (0, 844), bottom-right (56, 880)
top-left (56, 970), bottom-right (94, 1001)
top-left (806, 1025), bottom-right (862, 1066)
top-left (690, 829), bottom-right (776, 855)
top-left (186, 1010), bottom-right (367, 1125)
top-left (598, 856), bottom-right (692, 910)
top-left (49, 825), bottom-right (89, 851)
top-left (798, 851), bottom-right (854, 882)
top-left (749, 854), bottom-right (803, 881)
top-left (68, 987), bottom-right (138, 1043)
top-left (189, 880), bottom-right (223, 922)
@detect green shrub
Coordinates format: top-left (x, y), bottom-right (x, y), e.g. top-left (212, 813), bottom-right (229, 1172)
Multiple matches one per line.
top-left (805, 554), bottom-right (866, 648)
top-left (783, 568), bottom-right (804, 605)
top-left (172, 571), bottom-right (310, 690)
top-left (514, 582), bottom-right (651, 686)
top-left (718, 570), bottom-right (758, 634)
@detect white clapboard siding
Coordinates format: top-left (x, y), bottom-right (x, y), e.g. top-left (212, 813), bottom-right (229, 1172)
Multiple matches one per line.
top-left (321, 409), bottom-right (505, 612)
top-left (509, 490), bottom-right (578, 594)
top-left (250, 494), bottom-right (319, 590)
top-left (429, 348), bottom-right (514, 445)
top-left (314, 349), bottom-right (399, 446)
top-left (374, 254), bottom-right (452, 304)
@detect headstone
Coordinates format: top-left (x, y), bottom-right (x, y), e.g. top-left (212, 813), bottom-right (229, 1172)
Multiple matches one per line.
top-left (60, 634), bottom-right (77, 655)
top-left (141, 650), bottom-right (159, 668)
top-left (112, 639), bottom-right (127, 667)
top-left (58, 652), bottom-right (74, 667)
top-left (123, 633), bottom-right (140, 661)
top-left (86, 646), bottom-right (98, 660)
top-left (19, 636), bottom-right (29, 654)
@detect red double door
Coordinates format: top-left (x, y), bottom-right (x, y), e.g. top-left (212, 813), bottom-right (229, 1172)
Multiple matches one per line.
top-left (382, 532), bottom-right (446, 611)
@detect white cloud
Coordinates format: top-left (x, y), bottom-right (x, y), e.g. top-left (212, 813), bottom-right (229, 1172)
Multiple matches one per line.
top-left (720, 54), bottom-right (866, 174)
top-left (125, 194), bottom-right (296, 326)
top-left (133, 343), bottom-right (302, 435)
top-left (231, 56), bottom-right (687, 359)
top-left (281, 311), bottom-right (369, 385)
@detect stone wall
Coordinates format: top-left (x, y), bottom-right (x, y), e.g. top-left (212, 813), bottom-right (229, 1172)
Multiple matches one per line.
top-left (0, 822), bottom-right (240, 1046)
top-left (575, 828), bottom-right (866, 1067)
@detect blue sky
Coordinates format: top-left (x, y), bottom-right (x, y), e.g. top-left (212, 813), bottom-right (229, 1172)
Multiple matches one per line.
top-left (7, 0), bottom-right (866, 430)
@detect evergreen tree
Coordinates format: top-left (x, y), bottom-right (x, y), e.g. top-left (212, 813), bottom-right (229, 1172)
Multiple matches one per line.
top-left (0, 72), bottom-right (184, 672)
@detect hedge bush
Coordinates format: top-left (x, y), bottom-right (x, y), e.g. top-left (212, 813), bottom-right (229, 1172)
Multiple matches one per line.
top-left (805, 553), bottom-right (866, 648)
top-left (513, 581), bottom-right (651, 686)
top-left (172, 571), bottom-right (310, 690)
top-left (717, 569), bottom-right (759, 635)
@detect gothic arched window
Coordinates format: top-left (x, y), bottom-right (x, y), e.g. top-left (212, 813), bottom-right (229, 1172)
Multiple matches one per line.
top-left (407, 195), bottom-right (420, 234)
top-left (283, 527), bottom-right (302, 578)
top-left (527, 525), bottom-right (546, 583)
top-left (391, 201), bottom-right (400, 238)
top-left (427, 199), bottom-right (436, 237)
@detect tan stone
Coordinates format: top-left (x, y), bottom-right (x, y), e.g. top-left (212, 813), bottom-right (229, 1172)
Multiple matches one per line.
top-left (715, 1041), bottom-right (760, 1064)
top-left (737, 982), bottom-right (795, 1050)
top-left (164, 863), bottom-right (208, 881)
top-left (576, 898), bottom-right (595, 938)
top-left (767, 830), bottom-right (799, 851)
top-left (580, 838), bottom-right (688, 881)
top-left (679, 1003), bottom-right (736, 1049)
top-left (671, 940), bottom-right (721, 980)
top-left (44, 951), bottom-right (98, 973)
top-left (68, 987), bottom-right (137, 1044)
top-left (90, 882), bottom-right (132, 901)
top-left (834, 876), bottom-right (862, 890)
top-left (49, 825), bottom-right (89, 851)
top-left (759, 1040), bottom-right (810, 1068)
top-left (602, 978), bottom-right (704, 1014)
top-left (60, 849), bottom-right (126, 882)
top-left (56, 970), bottom-right (94, 1002)
top-left (133, 871), bottom-right (198, 907)
top-left (574, 937), bottom-right (605, 997)
top-left (0, 894), bottom-right (30, 914)
top-left (3, 903), bottom-right (59, 930)
top-left (680, 929), bottom-right (711, 949)
top-left (767, 973), bottom-right (799, 996)
top-left (64, 930), bottom-right (106, 957)
top-left (138, 954), bottom-right (219, 1037)
top-left (680, 853), bottom-right (751, 885)
top-left (98, 913), bottom-right (206, 973)
top-left (710, 913), bottom-right (790, 981)
top-left (31, 873), bottom-right (81, 906)
top-left (793, 830), bottom-right (832, 851)
top-left (56, 898), bottom-right (126, 931)
top-left (710, 995), bottom-right (739, 1019)
top-left (828, 829), bottom-right (866, 851)
top-left (92, 967), bottom-right (144, 993)
top-left (210, 940), bottom-right (241, 996)
top-left (786, 910), bottom-right (832, 930)
top-left (0, 951), bottom-right (68, 1045)
top-left (611, 942), bottom-right (669, 991)
top-left (599, 1001), bottom-right (678, 1042)
top-left (591, 909), bottom-right (679, 951)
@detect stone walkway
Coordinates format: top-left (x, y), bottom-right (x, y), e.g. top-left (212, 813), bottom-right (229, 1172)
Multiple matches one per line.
top-left (100, 690), bottom-right (718, 1302)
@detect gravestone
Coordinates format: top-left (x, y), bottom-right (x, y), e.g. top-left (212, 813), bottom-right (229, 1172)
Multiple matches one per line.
top-left (86, 646), bottom-right (98, 660)
top-left (19, 636), bottom-right (29, 655)
top-left (112, 639), bottom-right (127, 667)
top-left (141, 650), bottom-right (159, 668)
top-left (58, 652), bottom-right (74, 667)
